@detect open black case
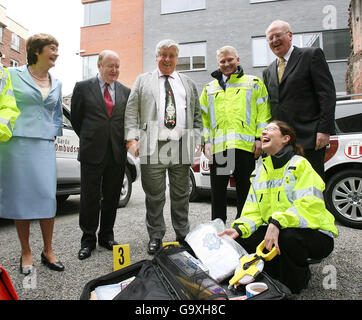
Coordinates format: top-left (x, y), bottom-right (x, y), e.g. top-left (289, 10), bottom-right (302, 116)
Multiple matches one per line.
top-left (80, 245), bottom-right (291, 300)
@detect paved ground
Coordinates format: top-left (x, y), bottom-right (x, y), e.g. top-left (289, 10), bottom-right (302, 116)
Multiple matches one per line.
top-left (0, 180), bottom-right (361, 300)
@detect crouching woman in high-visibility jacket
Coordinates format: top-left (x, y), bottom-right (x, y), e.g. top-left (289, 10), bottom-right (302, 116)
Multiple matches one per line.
top-left (219, 120), bottom-right (338, 294)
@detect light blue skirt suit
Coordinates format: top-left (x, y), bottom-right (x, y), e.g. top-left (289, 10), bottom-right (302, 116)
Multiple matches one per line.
top-left (0, 65), bottom-right (63, 220)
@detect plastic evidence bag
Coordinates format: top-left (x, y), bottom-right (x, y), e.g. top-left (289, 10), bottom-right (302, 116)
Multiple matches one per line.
top-left (185, 219), bottom-right (248, 282)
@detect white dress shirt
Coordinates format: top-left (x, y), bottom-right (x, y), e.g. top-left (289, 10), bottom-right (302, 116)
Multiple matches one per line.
top-left (97, 74), bottom-right (115, 104)
top-left (278, 45), bottom-right (294, 71)
top-left (157, 69), bottom-right (187, 141)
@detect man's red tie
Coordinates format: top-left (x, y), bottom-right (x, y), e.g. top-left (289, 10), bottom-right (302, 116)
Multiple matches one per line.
top-left (104, 83), bottom-right (114, 117)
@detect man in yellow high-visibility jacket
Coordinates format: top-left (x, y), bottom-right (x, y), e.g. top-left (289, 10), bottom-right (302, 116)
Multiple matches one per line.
top-left (0, 62), bottom-right (20, 142)
top-left (200, 46), bottom-right (271, 222)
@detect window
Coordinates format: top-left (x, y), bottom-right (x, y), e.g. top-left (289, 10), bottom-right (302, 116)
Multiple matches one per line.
top-left (252, 38), bottom-right (275, 67)
top-left (322, 29), bottom-right (350, 61)
top-left (161, 0), bottom-right (205, 14)
top-left (11, 33), bottom-right (20, 51)
top-left (84, 0), bottom-right (111, 27)
top-left (83, 55), bottom-right (99, 80)
top-left (0, 27), bottom-right (3, 43)
top-left (252, 29), bottom-right (349, 67)
top-left (10, 59), bottom-right (19, 67)
top-left (177, 42), bottom-right (206, 72)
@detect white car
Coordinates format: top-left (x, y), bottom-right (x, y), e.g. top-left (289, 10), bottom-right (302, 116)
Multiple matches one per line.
top-left (324, 95), bottom-right (362, 229)
top-left (189, 95), bottom-right (362, 229)
top-left (56, 104), bottom-right (140, 207)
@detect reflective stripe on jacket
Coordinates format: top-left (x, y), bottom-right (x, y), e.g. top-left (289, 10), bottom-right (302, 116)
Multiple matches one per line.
top-left (232, 155), bottom-right (339, 238)
top-left (0, 66), bottom-right (20, 142)
top-left (200, 72), bottom-right (270, 153)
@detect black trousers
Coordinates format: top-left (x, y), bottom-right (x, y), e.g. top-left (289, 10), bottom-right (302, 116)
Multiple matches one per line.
top-left (210, 148), bottom-right (255, 223)
top-left (304, 147), bottom-right (326, 182)
top-left (79, 143), bottom-right (125, 248)
top-left (235, 226), bottom-right (334, 293)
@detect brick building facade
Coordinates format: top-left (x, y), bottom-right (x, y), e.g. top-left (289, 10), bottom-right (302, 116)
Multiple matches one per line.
top-left (0, 5), bottom-right (28, 68)
top-left (80, 0), bottom-right (143, 88)
top-left (79, 0), bottom-right (352, 94)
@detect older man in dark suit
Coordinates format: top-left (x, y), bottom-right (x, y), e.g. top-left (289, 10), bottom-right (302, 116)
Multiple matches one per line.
top-left (263, 20), bottom-right (336, 181)
top-left (71, 50), bottom-right (131, 260)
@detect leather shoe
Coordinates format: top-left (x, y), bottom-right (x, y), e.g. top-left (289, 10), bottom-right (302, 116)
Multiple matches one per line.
top-left (147, 238), bottom-right (162, 254)
top-left (176, 236), bottom-right (188, 247)
top-left (99, 240), bottom-right (118, 251)
top-left (78, 247), bottom-right (94, 260)
top-left (41, 252), bottom-right (65, 272)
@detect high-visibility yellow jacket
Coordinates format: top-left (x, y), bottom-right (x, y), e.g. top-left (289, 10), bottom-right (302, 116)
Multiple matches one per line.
top-left (200, 68), bottom-right (271, 154)
top-left (232, 152), bottom-right (339, 238)
top-left (0, 66), bottom-right (20, 142)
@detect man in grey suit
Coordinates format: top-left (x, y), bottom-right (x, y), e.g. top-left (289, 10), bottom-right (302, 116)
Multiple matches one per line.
top-left (125, 39), bottom-right (202, 254)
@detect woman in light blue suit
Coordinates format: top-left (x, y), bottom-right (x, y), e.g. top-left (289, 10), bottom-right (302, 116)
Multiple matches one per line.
top-left (0, 34), bottom-right (65, 273)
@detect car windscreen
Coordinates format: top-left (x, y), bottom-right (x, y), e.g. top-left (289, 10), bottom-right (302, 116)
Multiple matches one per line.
top-left (335, 100), bottom-right (362, 134)
top-left (335, 113), bottom-right (362, 133)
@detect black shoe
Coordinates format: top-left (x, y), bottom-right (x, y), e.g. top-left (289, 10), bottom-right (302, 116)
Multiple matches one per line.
top-left (41, 252), bottom-right (65, 272)
top-left (176, 236), bottom-right (188, 247)
top-left (78, 247), bottom-right (94, 260)
top-left (147, 239), bottom-right (162, 255)
top-left (99, 240), bottom-right (119, 251)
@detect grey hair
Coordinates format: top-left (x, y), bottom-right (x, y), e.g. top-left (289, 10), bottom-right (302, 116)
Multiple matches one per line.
top-left (155, 39), bottom-right (179, 57)
top-left (266, 20), bottom-right (292, 34)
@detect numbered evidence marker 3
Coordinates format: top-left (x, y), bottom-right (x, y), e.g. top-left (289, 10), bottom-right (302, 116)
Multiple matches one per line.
top-left (113, 244), bottom-right (131, 271)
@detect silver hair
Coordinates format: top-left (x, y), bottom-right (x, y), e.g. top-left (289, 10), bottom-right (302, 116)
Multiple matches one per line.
top-left (266, 20), bottom-right (292, 34)
top-left (155, 39), bottom-right (179, 56)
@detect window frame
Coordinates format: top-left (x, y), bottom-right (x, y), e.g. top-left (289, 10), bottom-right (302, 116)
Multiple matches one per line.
top-left (10, 59), bottom-right (19, 68)
top-left (176, 41), bottom-right (207, 73)
top-left (251, 28), bottom-right (349, 67)
top-left (82, 54), bottom-right (99, 80)
top-left (161, 0), bottom-right (206, 15)
top-left (11, 33), bottom-right (20, 52)
top-left (83, 0), bottom-right (111, 27)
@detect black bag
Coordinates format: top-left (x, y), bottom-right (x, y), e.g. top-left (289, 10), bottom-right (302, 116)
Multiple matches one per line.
top-left (222, 271), bottom-right (291, 300)
top-left (80, 245), bottom-right (290, 300)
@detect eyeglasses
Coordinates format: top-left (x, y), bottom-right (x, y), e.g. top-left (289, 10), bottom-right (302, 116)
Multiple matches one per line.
top-left (262, 126), bottom-right (279, 133)
top-left (266, 31), bottom-right (290, 43)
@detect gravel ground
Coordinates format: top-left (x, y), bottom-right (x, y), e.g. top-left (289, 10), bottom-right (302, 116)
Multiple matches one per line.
top-left (0, 180), bottom-right (361, 301)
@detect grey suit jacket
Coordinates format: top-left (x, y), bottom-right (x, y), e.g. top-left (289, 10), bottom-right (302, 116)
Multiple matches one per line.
top-left (125, 69), bottom-right (202, 162)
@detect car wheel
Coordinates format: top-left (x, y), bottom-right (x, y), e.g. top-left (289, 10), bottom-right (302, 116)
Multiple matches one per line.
top-left (189, 170), bottom-right (199, 202)
top-left (325, 169), bottom-right (362, 229)
top-left (118, 167), bottom-right (132, 208)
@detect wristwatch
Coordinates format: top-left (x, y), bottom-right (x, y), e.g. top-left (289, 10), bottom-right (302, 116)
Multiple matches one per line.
top-left (268, 217), bottom-right (282, 230)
